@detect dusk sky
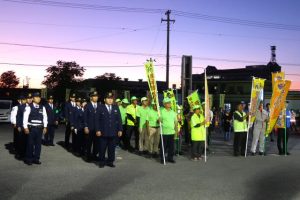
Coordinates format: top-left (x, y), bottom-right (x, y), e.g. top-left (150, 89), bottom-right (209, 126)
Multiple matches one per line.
top-left (0, 0), bottom-right (300, 89)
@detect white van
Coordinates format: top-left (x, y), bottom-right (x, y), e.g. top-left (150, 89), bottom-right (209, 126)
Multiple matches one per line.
top-left (0, 100), bottom-right (12, 122)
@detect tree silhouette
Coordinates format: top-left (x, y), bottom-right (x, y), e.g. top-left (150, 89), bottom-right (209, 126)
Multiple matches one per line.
top-left (95, 73), bottom-right (121, 80)
top-left (0, 71), bottom-right (19, 88)
top-left (42, 61), bottom-right (85, 101)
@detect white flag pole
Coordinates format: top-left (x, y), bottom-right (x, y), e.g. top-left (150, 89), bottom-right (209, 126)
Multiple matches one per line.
top-left (245, 77), bottom-right (255, 157)
top-left (204, 69), bottom-right (208, 163)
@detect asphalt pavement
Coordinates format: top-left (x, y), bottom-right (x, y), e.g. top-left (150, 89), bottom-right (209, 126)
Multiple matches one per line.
top-left (0, 123), bottom-right (300, 200)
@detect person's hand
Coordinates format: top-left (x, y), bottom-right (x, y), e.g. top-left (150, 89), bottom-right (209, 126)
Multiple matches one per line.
top-left (118, 131), bottom-right (122, 137)
top-left (13, 124), bottom-right (16, 128)
top-left (55, 121), bottom-right (59, 126)
top-left (96, 131), bottom-right (102, 137)
top-left (24, 128), bottom-right (30, 134)
top-left (17, 127), bottom-right (22, 132)
top-left (71, 126), bottom-right (74, 130)
top-left (74, 129), bottom-right (77, 134)
top-left (43, 128), bottom-right (47, 135)
top-left (84, 127), bottom-right (89, 134)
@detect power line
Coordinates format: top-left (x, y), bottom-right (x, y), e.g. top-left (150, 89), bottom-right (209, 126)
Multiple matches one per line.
top-left (172, 10), bottom-right (300, 31)
top-left (3, 0), bottom-right (300, 31)
top-left (172, 30), bottom-right (300, 42)
top-left (0, 41), bottom-right (300, 67)
top-left (0, 19), bottom-right (157, 31)
top-left (1, 0), bottom-right (164, 13)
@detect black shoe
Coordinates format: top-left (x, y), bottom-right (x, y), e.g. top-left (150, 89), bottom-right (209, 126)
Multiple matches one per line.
top-left (259, 152), bottom-right (264, 156)
top-left (251, 152), bottom-right (256, 156)
top-left (271, 139), bottom-right (274, 142)
top-left (106, 163), bottom-right (115, 168)
top-left (99, 164), bottom-right (105, 168)
top-left (32, 160), bottom-right (42, 165)
top-left (49, 143), bottom-right (55, 146)
top-left (287, 152), bottom-right (291, 155)
top-left (152, 153), bottom-right (159, 158)
top-left (168, 159), bottom-right (176, 163)
top-left (234, 153), bottom-right (239, 157)
top-left (24, 160), bottom-right (32, 165)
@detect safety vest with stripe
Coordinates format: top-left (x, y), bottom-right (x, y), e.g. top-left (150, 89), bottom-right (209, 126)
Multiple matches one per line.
top-left (233, 111), bottom-right (247, 132)
top-left (191, 113), bottom-right (206, 141)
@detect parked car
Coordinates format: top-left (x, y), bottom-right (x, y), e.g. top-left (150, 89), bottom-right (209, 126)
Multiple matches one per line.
top-left (0, 100), bottom-right (12, 123)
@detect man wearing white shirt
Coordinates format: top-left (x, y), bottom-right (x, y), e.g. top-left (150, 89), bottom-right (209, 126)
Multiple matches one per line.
top-left (23, 92), bottom-right (48, 165)
top-left (10, 95), bottom-right (26, 153)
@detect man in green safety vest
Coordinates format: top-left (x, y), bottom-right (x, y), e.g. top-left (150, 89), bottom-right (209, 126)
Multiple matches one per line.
top-left (137, 97), bottom-right (150, 155)
top-left (190, 105), bottom-right (207, 161)
top-left (160, 97), bottom-right (178, 164)
top-left (118, 98), bottom-right (129, 149)
top-left (233, 102), bottom-right (249, 156)
top-left (125, 96), bottom-right (139, 152)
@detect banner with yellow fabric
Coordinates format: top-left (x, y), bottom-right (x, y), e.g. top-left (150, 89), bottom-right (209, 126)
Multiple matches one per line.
top-left (266, 79), bottom-right (291, 135)
top-left (249, 77), bottom-right (265, 124)
top-left (187, 90), bottom-right (201, 111)
top-left (272, 72), bottom-right (285, 90)
top-left (144, 60), bottom-right (159, 107)
top-left (163, 89), bottom-right (177, 112)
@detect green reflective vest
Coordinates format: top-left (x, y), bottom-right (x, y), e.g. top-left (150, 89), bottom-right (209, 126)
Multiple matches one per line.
top-left (233, 111), bottom-right (247, 132)
top-left (126, 104), bottom-right (138, 126)
top-left (191, 113), bottom-right (206, 141)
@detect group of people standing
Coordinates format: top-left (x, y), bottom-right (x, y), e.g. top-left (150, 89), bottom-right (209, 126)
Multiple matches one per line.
top-left (10, 90), bottom-right (293, 168)
top-left (228, 101), bottom-right (292, 156)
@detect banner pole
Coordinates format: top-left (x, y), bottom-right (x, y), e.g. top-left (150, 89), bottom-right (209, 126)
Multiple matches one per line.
top-left (204, 69), bottom-right (208, 163)
top-left (245, 77), bottom-right (255, 158)
top-left (284, 107), bottom-right (287, 156)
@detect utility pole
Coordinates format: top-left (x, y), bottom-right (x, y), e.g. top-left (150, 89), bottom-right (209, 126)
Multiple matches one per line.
top-left (161, 10), bottom-right (175, 89)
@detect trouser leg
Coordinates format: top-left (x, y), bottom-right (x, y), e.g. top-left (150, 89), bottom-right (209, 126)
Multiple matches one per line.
top-left (33, 128), bottom-right (43, 161)
top-left (99, 137), bottom-right (107, 165)
top-left (233, 133), bottom-right (240, 155)
top-left (107, 137), bottom-right (116, 164)
top-left (277, 128), bottom-right (283, 153)
top-left (251, 127), bottom-right (260, 153)
top-left (283, 129), bottom-right (289, 154)
top-left (26, 129), bottom-right (34, 162)
top-left (148, 127), bottom-right (155, 154)
top-left (240, 132), bottom-right (247, 155)
top-left (138, 128), bottom-right (145, 151)
top-left (134, 126), bottom-right (139, 150)
top-left (153, 128), bottom-right (160, 154)
top-left (64, 123), bottom-right (71, 149)
top-left (258, 130), bottom-right (265, 153)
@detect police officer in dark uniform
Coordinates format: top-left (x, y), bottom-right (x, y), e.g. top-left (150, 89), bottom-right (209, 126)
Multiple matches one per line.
top-left (64, 93), bottom-right (76, 151)
top-left (44, 95), bottom-right (59, 146)
top-left (16, 93), bottom-right (33, 159)
top-left (70, 97), bottom-right (85, 156)
top-left (84, 91), bottom-right (100, 162)
top-left (96, 92), bottom-right (122, 168)
top-left (23, 92), bottom-right (48, 165)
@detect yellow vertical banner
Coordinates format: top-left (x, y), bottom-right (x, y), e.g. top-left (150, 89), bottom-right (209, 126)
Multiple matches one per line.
top-left (266, 79), bottom-right (291, 134)
top-left (144, 61), bottom-right (159, 107)
top-left (187, 90), bottom-right (201, 111)
top-left (204, 70), bottom-right (211, 124)
top-left (163, 89), bottom-right (177, 112)
top-left (272, 72), bottom-right (285, 90)
top-left (249, 77), bottom-right (265, 124)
